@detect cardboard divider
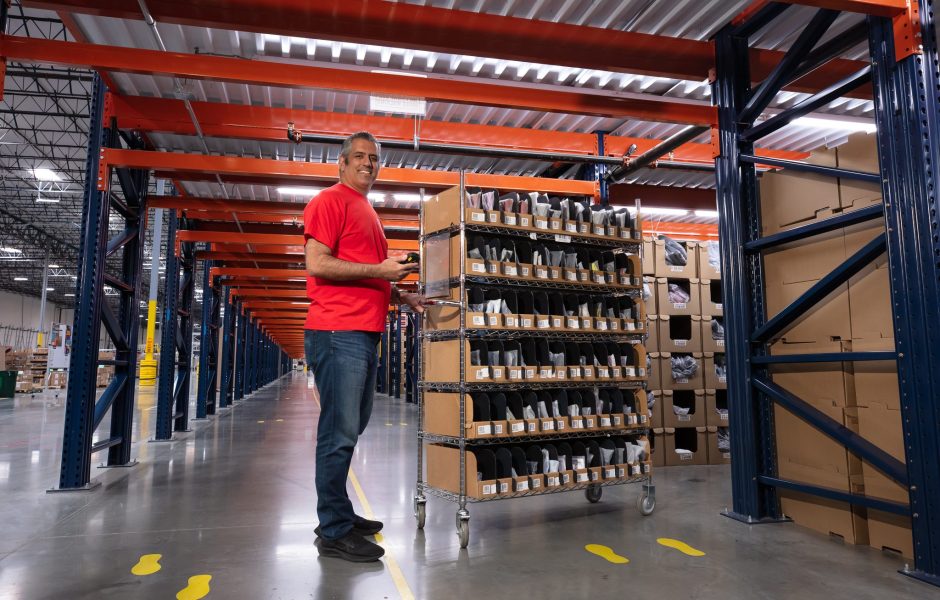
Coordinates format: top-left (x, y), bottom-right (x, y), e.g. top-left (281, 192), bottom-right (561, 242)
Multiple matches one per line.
top-left (695, 241), bottom-right (721, 280)
top-left (705, 388), bottom-right (729, 426)
top-left (648, 352), bottom-right (663, 390)
top-left (645, 314), bottom-right (660, 353)
top-left (642, 239), bottom-right (655, 275)
top-left (701, 315), bottom-right (726, 353)
top-left (706, 425), bottom-right (731, 464)
top-left (426, 444), bottom-right (497, 499)
top-left (704, 352), bottom-right (727, 390)
top-left (699, 279), bottom-right (723, 316)
top-left (651, 428), bottom-right (665, 468)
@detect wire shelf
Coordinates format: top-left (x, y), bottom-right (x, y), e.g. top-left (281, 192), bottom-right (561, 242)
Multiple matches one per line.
top-left (421, 222), bottom-right (642, 250)
top-left (449, 275), bottom-right (643, 295)
top-left (421, 328), bottom-right (647, 342)
top-left (418, 473), bottom-right (652, 504)
top-left (420, 380), bottom-right (647, 392)
top-left (420, 428), bottom-right (651, 445)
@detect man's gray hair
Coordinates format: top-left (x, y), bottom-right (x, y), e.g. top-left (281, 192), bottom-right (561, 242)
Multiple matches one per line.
top-left (340, 131), bottom-right (381, 160)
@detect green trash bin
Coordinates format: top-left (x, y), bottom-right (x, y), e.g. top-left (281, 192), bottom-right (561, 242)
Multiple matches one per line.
top-left (0, 371), bottom-right (16, 398)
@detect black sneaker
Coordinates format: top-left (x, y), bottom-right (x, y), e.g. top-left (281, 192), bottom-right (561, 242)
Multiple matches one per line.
top-left (315, 515), bottom-right (383, 538)
top-left (315, 532), bottom-right (385, 563)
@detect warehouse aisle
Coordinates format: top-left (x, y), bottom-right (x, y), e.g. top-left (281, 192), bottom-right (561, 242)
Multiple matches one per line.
top-left (0, 374), bottom-right (931, 600)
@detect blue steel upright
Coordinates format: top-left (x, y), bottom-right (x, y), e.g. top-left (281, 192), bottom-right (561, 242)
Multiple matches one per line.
top-left (196, 247), bottom-right (219, 418)
top-left (219, 286), bottom-right (234, 409)
top-left (234, 300), bottom-right (245, 401)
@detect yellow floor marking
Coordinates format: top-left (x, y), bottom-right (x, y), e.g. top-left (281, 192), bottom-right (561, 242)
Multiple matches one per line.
top-left (657, 538), bottom-right (705, 557)
top-left (130, 553), bottom-right (162, 576)
top-left (584, 544), bottom-right (629, 564)
top-left (257, 420), bottom-right (265, 423)
top-left (176, 574), bottom-right (212, 600)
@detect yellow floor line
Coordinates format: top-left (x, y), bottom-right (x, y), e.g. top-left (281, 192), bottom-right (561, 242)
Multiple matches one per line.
top-left (311, 386), bottom-right (415, 600)
top-left (657, 538), bottom-right (706, 557)
top-left (176, 574), bottom-right (212, 600)
top-left (584, 544), bottom-right (629, 564)
top-left (130, 553), bottom-right (162, 576)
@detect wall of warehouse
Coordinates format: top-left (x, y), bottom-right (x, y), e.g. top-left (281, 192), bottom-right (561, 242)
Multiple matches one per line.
top-left (0, 290), bottom-right (73, 331)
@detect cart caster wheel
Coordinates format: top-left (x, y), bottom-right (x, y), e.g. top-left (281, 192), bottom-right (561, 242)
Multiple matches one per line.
top-left (637, 493), bottom-right (655, 515)
top-left (413, 496), bottom-right (427, 529)
top-left (456, 510), bottom-right (470, 548)
top-left (585, 484), bottom-right (602, 503)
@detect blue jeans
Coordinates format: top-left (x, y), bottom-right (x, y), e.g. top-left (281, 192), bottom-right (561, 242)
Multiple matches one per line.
top-left (305, 329), bottom-right (380, 540)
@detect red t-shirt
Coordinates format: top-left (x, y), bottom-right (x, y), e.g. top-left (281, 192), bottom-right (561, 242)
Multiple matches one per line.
top-left (303, 183), bottom-right (390, 332)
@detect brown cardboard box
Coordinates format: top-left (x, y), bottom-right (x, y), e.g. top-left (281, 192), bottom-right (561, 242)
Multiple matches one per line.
top-left (836, 133), bottom-right (882, 213)
top-left (427, 444), bottom-right (498, 499)
top-left (643, 276), bottom-right (658, 314)
top-left (707, 426), bottom-right (731, 464)
top-left (653, 238), bottom-right (696, 278)
top-left (759, 145), bottom-right (839, 235)
top-left (766, 277), bottom-right (853, 345)
top-left (699, 279), bottom-right (724, 316)
top-left (651, 428), bottom-right (665, 468)
top-left (423, 392), bottom-right (498, 439)
top-left (423, 339), bottom-right (505, 382)
top-left (656, 277), bottom-right (701, 316)
top-left (642, 239), bottom-right (655, 275)
top-left (422, 186), bottom-right (467, 234)
top-left (661, 389), bottom-right (706, 428)
top-left (695, 241), bottom-right (721, 280)
top-left (701, 316), bottom-right (726, 353)
top-left (705, 389), bottom-right (729, 427)
top-left (658, 314), bottom-right (703, 354)
top-left (647, 352), bottom-right (663, 390)
top-left (779, 472), bottom-right (869, 546)
top-left (645, 315), bottom-right (660, 353)
top-left (660, 352), bottom-right (704, 391)
top-left (0, 345), bottom-right (8, 371)
top-left (849, 338), bottom-right (897, 410)
top-left (650, 390), bottom-right (664, 429)
top-left (664, 427), bottom-right (708, 466)
top-left (704, 352), bottom-right (727, 390)
top-left (847, 254), bottom-right (894, 342)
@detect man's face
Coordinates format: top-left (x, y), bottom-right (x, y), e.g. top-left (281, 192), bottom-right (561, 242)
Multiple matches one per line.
top-left (339, 138), bottom-right (380, 195)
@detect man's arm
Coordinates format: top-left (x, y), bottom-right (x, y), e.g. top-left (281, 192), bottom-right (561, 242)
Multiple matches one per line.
top-left (305, 238), bottom-right (417, 282)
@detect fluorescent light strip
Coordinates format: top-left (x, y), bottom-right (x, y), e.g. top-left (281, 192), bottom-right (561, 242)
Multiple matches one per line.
top-left (277, 186), bottom-right (321, 196)
top-left (628, 207), bottom-right (689, 217)
top-left (791, 116), bottom-right (876, 134)
top-left (694, 210), bottom-right (720, 218)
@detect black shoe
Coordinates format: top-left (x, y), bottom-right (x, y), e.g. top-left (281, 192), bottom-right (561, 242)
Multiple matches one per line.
top-left (315, 515), bottom-right (384, 538)
top-left (315, 532), bottom-right (385, 563)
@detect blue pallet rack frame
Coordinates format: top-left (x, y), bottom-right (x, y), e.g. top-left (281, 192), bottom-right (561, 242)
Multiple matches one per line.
top-left (53, 74), bottom-right (152, 490)
top-left (219, 286), bottom-right (235, 409)
top-left (196, 245), bottom-right (220, 419)
top-left (715, 2), bottom-right (940, 587)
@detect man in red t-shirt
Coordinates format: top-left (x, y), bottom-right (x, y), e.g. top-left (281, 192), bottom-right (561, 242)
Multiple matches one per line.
top-left (304, 131), bottom-right (424, 563)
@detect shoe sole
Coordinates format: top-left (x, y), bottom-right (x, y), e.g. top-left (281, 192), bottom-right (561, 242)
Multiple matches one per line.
top-left (316, 544), bottom-right (384, 563)
top-left (315, 526), bottom-right (383, 537)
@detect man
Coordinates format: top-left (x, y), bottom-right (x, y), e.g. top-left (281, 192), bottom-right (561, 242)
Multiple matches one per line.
top-left (303, 132), bottom-right (424, 562)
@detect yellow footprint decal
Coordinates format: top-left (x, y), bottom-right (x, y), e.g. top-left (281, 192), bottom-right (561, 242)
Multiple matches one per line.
top-left (584, 544), bottom-right (629, 564)
top-left (657, 538), bottom-right (705, 557)
top-left (176, 575), bottom-right (212, 600)
top-left (130, 553), bottom-right (162, 576)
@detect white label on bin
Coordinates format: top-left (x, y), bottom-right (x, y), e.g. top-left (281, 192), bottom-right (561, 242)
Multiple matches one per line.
top-left (482, 484), bottom-right (496, 495)
top-left (640, 414), bottom-right (648, 424)
top-left (487, 264), bottom-right (499, 274)
top-left (488, 315), bottom-right (501, 326)
top-left (532, 479), bottom-right (542, 489)
top-left (516, 480), bottom-right (529, 492)
top-left (562, 473), bottom-right (571, 484)
top-left (505, 316), bottom-right (518, 327)
top-left (547, 476), bottom-right (560, 487)
top-left (566, 271), bottom-right (578, 281)
top-left (598, 367), bottom-right (610, 378)
top-left (520, 266), bottom-right (531, 277)
top-left (488, 213), bottom-right (499, 223)
top-left (556, 421), bottom-right (565, 431)
top-left (550, 221), bottom-right (562, 231)
top-left (524, 368), bottom-right (536, 379)
top-left (679, 415), bottom-right (691, 422)
top-left (605, 468), bottom-right (616, 479)
top-left (585, 418), bottom-right (596, 428)
top-left (620, 230), bottom-right (631, 238)
top-left (675, 339), bottom-right (687, 347)
top-left (472, 263), bottom-right (485, 273)
top-left (520, 217), bottom-right (531, 227)
top-left (476, 367), bottom-right (491, 379)
top-left (601, 417), bottom-right (611, 427)
top-left (620, 277), bottom-right (630, 286)
top-left (491, 368), bottom-right (504, 378)
top-left (521, 318), bottom-right (533, 328)
top-left (493, 423), bottom-right (504, 434)
top-left (542, 421), bottom-right (555, 431)
top-left (504, 216), bottom-right (517, 226)
top-left (626, 322), bottom-right (636, 331)
top-left (719, 376), bottom-right (727, 383)
top-left (556, 371), bottom-right (567, 380)
top-left (613, 416), bottom-right (622, 426)
top-left (680, 453), bottom-right (692, 461)
top-left (571, 419), bottom-right (584, 429)
top-left (567, 318), bottom-right (580, 329)
top-left (472, 315), bottom-right (485, 326)
top-left (722, 452), bottom-right (731, 459)
top-left (535, 219), bottom-right (548, 229)
top-left (670, 266), bottom-right (683, 272)
top-left (612, 367), bottom-right (622, 378)
top-left (638, 368), bottom-right (646, 377)
top-left (477, 424), bottom-right (492, 435)
top-left (499, 482), bottom-right (510, 493)
top-left (540, 368), bottom-right (553, 378)
top-left (617, 467), bottom-right (627, 478)
top-left (597, 320), bottom-right (608, 330)
top-left (504, 266), bottom-right (518, 276)
top-left (630, 414), bottom-right (639, 425)
top-left (676, 377), bottom-right (689, 384)
top-left (673, 302), bottom-right (687, 309)
top-left (716, 303), bottom-right (723, 310)
top-left (590, 471), bottom-right (600, 481)
top-left (552, 318), bottom-right (563, 328)
top-left (718, 339), bottom-right (725, 347)
top-left (632, 464), bottom-right (642, 475)
top-left (594, 274), bottom-right (606, 284)
top-left (721, 413), bottom-right (728, 421)
top-left (471, 212), bottom-right (486, 222)
top-left (509, 370), bottom-right (522, 381)
top-left (566, 223), bottom-right (578, 233)
top-left (553, 235), bottom-right (571, 245)
top-left (643, 463), bottom-right (651, 474)
top-left (568, 367), bottom-right (580, 378)
top-left (537, 318), bottom-right (550, 329)
top-left (535, 268), bottom-right (549, 279)
top-left (577, 472), bottom-right (590, 483)
top-left (527, 422), bottom-right (537, 432)
top-left (625, 367), bottom-right (636, 377)
top-left (583, 367), bottom-right (594, 378)
top-left (511, 422), bottom-right (525, 433)
top-left (594, 226), bottom-right (606, 236)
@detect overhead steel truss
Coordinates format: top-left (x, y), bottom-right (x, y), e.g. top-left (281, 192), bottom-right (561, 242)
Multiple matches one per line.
top-left (714, 0), bottom-right (940, 588)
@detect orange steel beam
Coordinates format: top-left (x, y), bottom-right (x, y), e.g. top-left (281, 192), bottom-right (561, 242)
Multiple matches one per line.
top-left (150, 196), bottom-right (418, 221)
top-left (197, 252), bottom-right (304, 264)
top-left (0, 35), bottom-right (716, 125)
top-left (26, 0), bottom-right (869, 98)
top-left (177, 230), bottom-right (418, 252)
top-left (213, 268), bottom-right (304, 279)
top-left (212, 243), bottom-right (305, 254)
top-left (99, 148), bottom-right (598, 196)
top-left (231, 288), bottom-right (308, 298)
top-left (774, 0), bottom-right (907, 16)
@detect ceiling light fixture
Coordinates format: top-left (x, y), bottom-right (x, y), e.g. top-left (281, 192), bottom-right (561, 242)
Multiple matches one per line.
top-left (627, 207), bottom-right (690, 217)
top-left (392, 193), bottom-right (422, 202)
top-left (32, 168), bottom-right (61, 181)
top-left (13, 277), bottom-right (27, 281)
top-left (694, 210), bottom-right (720, 218)
top-left (790, 116), bottom-right (877, 134)
top-left (48, 264), bottom-right (60, 268)
top-left (0, 247), bottom-right (22, 253)
top-left (277, 186), bottom-right (321, 196)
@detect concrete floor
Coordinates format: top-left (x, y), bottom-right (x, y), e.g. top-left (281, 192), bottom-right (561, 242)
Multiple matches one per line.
top-left (0, 373), bottom-right (935, 600)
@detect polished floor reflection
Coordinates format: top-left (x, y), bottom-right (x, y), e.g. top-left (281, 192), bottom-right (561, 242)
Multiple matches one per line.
top-left (0, 373), bottom-right (932, 599)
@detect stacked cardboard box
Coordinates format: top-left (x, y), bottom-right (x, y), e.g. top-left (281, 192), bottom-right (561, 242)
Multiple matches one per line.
top-left (761, 133), bottom-right (911, 556)
top-left (645, 236), bottom-right (727, 467)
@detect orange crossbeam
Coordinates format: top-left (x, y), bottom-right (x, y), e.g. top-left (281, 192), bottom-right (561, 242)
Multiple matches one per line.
top-left (151, 197), bottom-right (418, 220)
top-left (213, 268), bottom-right (305, 279)
top-left (197, 251), bottom-right (305, 264)
top-left (230, 288), bottom-right (308, 298)
top-left (100, 148), bottom-right (597, 196)
top-left (774, 0), bottom-right (906, 16)
top-left (0, 35), bottom-right (716, 125)
top-left (177, 230), bottom-right (418, 251)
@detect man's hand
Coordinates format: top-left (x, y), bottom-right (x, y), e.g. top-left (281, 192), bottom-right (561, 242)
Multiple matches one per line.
top-left (374, 258), bottom-right (419, 282)
top-left (400, 291), bottom-right (430, 313)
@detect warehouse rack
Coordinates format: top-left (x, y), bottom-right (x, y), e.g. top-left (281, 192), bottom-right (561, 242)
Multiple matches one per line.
top-left (414, 177), bottom-right (654, 548)
top-left (713, 2), bottom-right (940, 588)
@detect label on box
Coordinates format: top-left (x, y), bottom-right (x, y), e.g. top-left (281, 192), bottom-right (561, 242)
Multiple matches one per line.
top-left (610, 320), bottom-right (620, 331)
top-left (547, 476), bottom-right (560, 487)
top-left (542, 420), bottom-right (555, 431)
top-left (673, 302), bottom-right (687, 309)
top-left (482, 484), bottom-right (497, 495)
top-left (581, 318), bottom-right (592, 328)
top-left (625, 367), bottom-right (636, 377)
top-left (477, 424), bottom-right (492, 435)
top-left (629, 414), bottom-right (639, 425)
top-left (511, 422), bottom-right (525, 433)
top-left (515, 480), bottom-right (529, 492)
top-left (619, 230), bottom-right (631, 239)
top-left (565, 223), bottom-right (578, 233)
top-left (640, 414), bottom-right (648, 424)
top-left (520, 216), bottom-right (531, 227)
top-left (504, 265), bottom-right (518, 277)
top-left (486, 264), bottom-right (499, 274)
top-left (617, 466), bottom-right (627, 478)
top-left (562, 473), bottom-right (571, 484)
top-left (719, 376), bottom-right (727, 383)
top-left (722, 452), bottom-right (731, 459)
top-left (626, 322), bottom-right (636, 331)
top-left (716, 303), bottom-right (723, 310)
top-left (643, 463), bottom-right (651, 474)
top-left (612, 367), bottom-right (622, 378)
top-left (535, 267), bottom-right (549, 279)
top-left (718, 339), bottom-right (725, 348)
top-left (527, 422), bottom-right (538, 432)
top-left (590, 471), bottom-right (600, 481)
top-left (520, 266), bottom-right (531, 277)
top-left (552, 317), bottom-right (563, 328)
top-left (638, 367), bottom-right (646, 377)
top-left (619, 276), bottom-right (630, 286)
top-left (471, 212), bottom-right (486, 222)
top-left (537, 318), bottom-right (550, 329)
top-left (600, 417), bottom-right (611, 427)
top-left (676, 377), bottom-right (688, 384)
top-left (571, 418), bottom-right (584, 429)
top-left (532, 478), bottom-right (542, 489)
top-left (678, 414), bottom-right (691, 422)
top-left (597, 367), bottom-right (610, 378)
top-left (505, 316), bottom-right (518, 327)
top-left (535, 219), bottom-right (548, 229)
top-left (493, 423), bottom-right (504, 434)
top-left (504, 215), bottom-right (517, 226)
top-left (550, 221), bottom-right (562, 231)
top-left (577, 472), bottom-right (590, 483)
top-left (568, 367), bottom-right (580, 378)
top-left (605, 467), bottom-right (617, 479)
top-left (475, 367), bottom-right (491, 379)
top-left (584, 417), bottom-right (596, 428)
top-left (579, 224), bottom-right (590, 234)
top-left (674, 339), bottom-right (687, 347)
top-left (509, 369), bottom-right (523, 381)
top-left (471, 315), bottom-right (485, 326)
top-left (487, 315), bottom-right (501, 326)
top-left (631, 464), bottom-right (641, 475)
top-left (566, 271), bottom-right (578, 281)
top-left (556, 370), bottom-right (567, 380)
top-left (491, 367), bottom-right (504, 378)
top-left (488, 212), bottom-right (499, 223)
top-left (567, 318), bottom-right (580, 329)
top-left (612, 415), bottom-right (622, 426)
top-left (540, 368), bottom-right (554, 378)
top-left (680, 453), bottom-right (692, 461)
top-left (521, 317), bottom-right (533, 328)
top-left (721, 413), bottom-right (728, 421)
top-left (593, 226), bottom-right (606, 236)
top-left (471, 263), bottom-right (485, 273)
top-left (582, 367), bottom-right (594, 378)
top-left (499, 482), bottom-right (510, 493)
top-left (670, 266), bottom-right (684, 272)
top-left (596, 320), bottom-right (608, 330)
top-left (556, 421), bottom-right (565, 431)
top-left (523, 367), bottom-right (536, 379)
top-left (578, 271), bottom-right (590, 281)
top-left (594, 274), bottom-right (606, 284)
